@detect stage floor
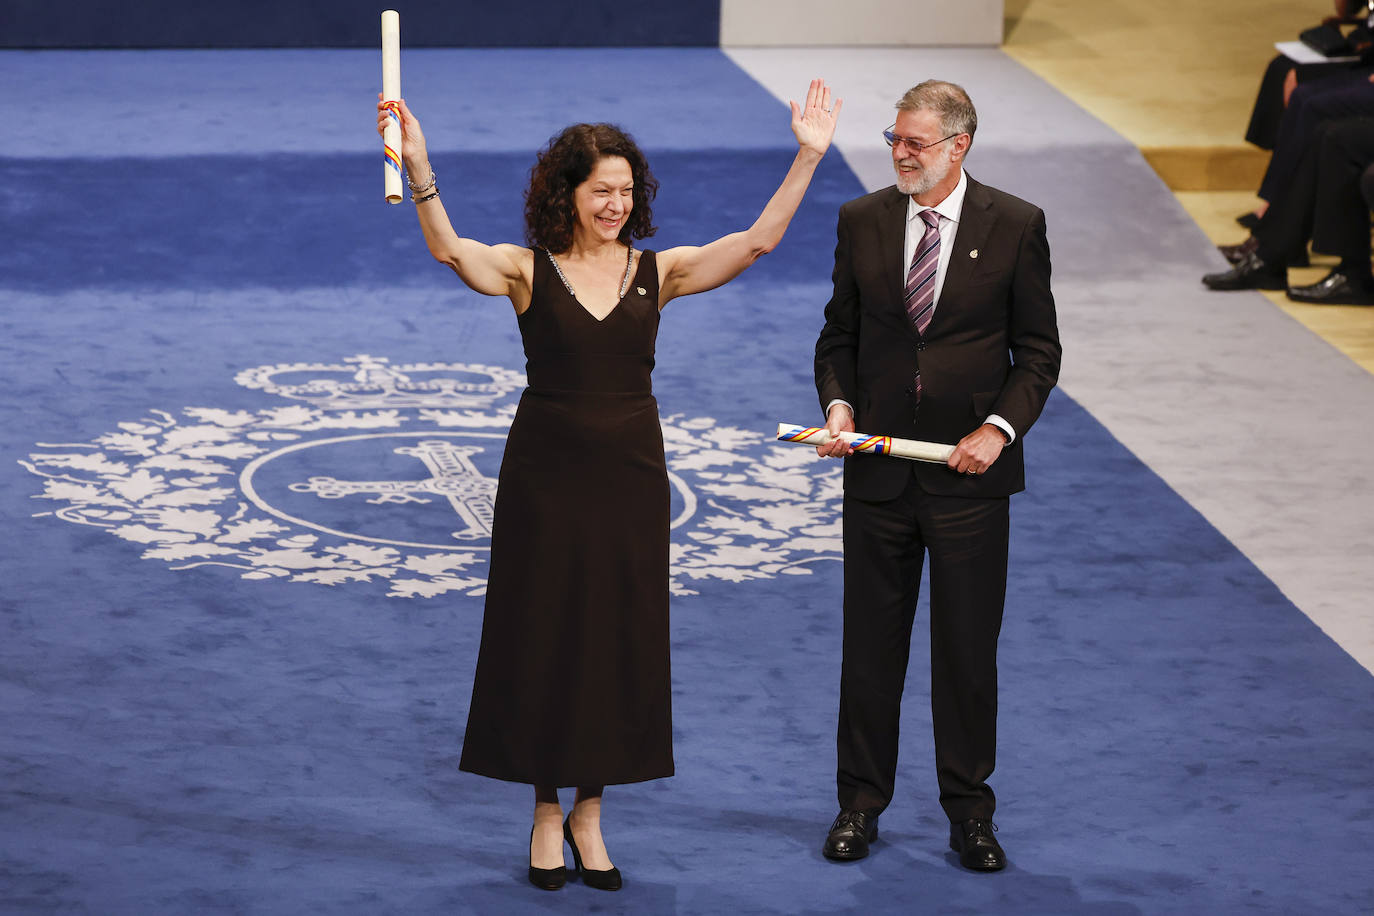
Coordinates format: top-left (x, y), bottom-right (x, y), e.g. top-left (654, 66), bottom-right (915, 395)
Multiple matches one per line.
top-left (1, 39), bottom-right (1372, 915)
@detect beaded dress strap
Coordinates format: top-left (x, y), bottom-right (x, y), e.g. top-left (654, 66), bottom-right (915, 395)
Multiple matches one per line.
top-left (545, 247), bottom-right (636, 300)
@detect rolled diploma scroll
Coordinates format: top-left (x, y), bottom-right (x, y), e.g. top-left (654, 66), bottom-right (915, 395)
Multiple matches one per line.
top-left (776, 422), bottom-right (955, 464)
top-left (381, 10), bottom-right (403, 204)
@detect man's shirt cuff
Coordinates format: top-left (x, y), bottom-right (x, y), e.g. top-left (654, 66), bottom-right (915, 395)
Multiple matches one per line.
top-left (985, 414), bottom-right (1015, 444)
top-left (825, 399), bottom-right (853, 418)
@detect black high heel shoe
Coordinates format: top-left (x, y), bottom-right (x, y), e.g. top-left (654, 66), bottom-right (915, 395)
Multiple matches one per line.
top-left (563, 814), bottom-right (623, 891)
top-left (528, 825), bottom-right (567, 890)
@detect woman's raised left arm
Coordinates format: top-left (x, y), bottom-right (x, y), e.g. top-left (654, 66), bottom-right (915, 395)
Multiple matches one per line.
top-left (657, 79), bottom-right (841, 306)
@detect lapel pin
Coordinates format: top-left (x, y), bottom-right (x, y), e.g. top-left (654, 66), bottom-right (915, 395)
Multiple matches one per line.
top-left (969, 249), bottom-right (979, 259)
top-left (636, 286), bottom-right (647, 296)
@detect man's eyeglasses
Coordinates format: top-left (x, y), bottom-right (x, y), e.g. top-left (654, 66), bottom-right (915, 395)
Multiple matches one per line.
top-left (882, 127), bottom-right (959, 153)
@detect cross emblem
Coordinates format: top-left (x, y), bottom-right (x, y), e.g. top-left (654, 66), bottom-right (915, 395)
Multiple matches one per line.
top-left (289, 439), bottom-right (497, 541)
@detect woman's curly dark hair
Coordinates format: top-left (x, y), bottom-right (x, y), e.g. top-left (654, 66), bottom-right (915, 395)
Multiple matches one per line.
top-left (524, 123), bottom-right (658, 253)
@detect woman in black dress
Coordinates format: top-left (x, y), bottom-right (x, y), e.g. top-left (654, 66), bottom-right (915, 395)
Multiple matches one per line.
top-left (376, 80), bottom-right (840, 891)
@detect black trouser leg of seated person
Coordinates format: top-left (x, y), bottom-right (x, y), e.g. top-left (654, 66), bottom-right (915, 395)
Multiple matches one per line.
top-left (1290, 117), bottom-right (1374, 305)
top-left (1310, 117), bottom-right (1374, 280)
top-left (1206, 121), bottom-right (1331, 291)
top-left (1253, 124), bottom-right (1330, 265)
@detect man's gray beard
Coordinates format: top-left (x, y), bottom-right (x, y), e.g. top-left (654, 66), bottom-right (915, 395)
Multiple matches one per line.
top-left (895, 157), bottom-right (950, 196)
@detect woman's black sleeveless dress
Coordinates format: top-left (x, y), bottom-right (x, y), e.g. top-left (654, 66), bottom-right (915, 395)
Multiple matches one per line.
top-left (459, 248), bottom-right (673, 787)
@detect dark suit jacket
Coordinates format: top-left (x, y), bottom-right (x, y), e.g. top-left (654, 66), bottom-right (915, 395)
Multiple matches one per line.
top-left (814, 176), bottom-right (1062, 501)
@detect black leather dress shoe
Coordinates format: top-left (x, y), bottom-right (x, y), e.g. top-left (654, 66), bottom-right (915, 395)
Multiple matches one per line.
top-left (823, 810), bottom-right (878, 861)
top-left (1217, 237), bottom-right (1308, 267)
top-left (1218, 236), bottom-right (1258, 264)
top-left (1202, 251), bottom-right (1286, 290)
top-left (1286, 269), bottom-right (1374, 306)
top-left (950, 818), bottom-right (1006, 871)
top-left (1235, 211), bottom-right (1262, 231)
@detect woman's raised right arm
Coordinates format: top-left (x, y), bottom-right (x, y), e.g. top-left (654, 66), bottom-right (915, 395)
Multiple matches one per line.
top-left (376, 97), bottom-right (530, 304)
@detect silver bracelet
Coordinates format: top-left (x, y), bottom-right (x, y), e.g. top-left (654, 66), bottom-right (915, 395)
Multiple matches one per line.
top-left (407, 165), bottom-right (436, 194)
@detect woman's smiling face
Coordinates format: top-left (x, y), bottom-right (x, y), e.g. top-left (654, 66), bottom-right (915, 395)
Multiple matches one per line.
top-left (571, 155), bottom-right (634, 245)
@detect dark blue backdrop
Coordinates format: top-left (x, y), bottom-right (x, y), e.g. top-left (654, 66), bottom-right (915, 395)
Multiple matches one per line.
top-left (0, 0), bottom-right (721, 48)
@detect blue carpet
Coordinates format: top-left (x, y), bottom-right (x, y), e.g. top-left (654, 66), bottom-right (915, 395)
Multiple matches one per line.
top-left (3, 49), bottom-right (1373, 914)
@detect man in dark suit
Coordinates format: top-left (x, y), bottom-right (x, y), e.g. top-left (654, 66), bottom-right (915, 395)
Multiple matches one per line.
top-left (813, 80), bottom-right (1061, 871)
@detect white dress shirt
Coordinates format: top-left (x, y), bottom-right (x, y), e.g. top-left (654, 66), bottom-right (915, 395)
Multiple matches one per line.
top-left (904, 167), bottom-right (967, 311)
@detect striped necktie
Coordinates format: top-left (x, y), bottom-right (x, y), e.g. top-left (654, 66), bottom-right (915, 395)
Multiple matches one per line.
top-left (906, 208), bottom-right (941, 399)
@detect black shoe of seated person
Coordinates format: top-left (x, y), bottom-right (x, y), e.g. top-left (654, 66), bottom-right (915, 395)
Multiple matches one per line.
top-left (1218, 236), bottom-right (1258, 264)
top-left (1286, 268), bottom-right (1374, 305)
top-left (1203, 251), bottom-right (1286, 290)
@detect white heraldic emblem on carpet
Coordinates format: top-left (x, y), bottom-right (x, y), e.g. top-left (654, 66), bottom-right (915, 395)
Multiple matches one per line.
top-left (22, 356), bottom-right (842, 598)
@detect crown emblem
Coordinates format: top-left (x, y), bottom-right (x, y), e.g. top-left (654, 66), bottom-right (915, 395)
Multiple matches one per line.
top-left (234, 355), bottom-right (525, 410)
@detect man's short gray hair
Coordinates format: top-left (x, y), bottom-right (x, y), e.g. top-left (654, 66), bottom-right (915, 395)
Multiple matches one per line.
top-left (896, 81), bottom-right (977, 152)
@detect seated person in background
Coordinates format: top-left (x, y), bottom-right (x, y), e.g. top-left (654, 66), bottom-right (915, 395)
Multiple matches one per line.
top-left (1257, 67), bottom-right (1374, 209)
top-left (1204, 115), bottom-right (1374, 306)
top-left (1239, 0), bottom-right (1373, 228)
top-left (1207, 69), bottom-right (1374, 276)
